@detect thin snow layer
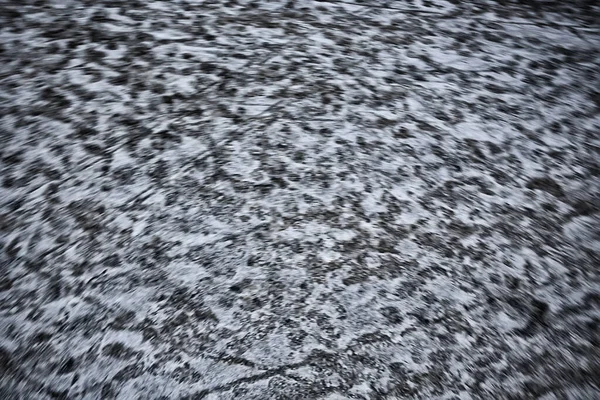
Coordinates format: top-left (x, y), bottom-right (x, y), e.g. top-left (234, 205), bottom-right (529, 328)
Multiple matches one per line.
top-left (0, 0), bottom-right (599, 399)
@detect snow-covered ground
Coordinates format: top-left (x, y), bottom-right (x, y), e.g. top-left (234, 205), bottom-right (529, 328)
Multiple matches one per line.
top-left (1, 0), bottom-right (599, 398)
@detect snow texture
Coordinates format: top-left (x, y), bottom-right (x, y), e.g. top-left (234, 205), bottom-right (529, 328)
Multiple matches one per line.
top-left (0, 0), bottom-right (599, 399)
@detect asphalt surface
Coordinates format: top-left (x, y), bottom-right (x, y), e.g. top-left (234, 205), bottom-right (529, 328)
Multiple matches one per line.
top-left (1, 1), bottom-right (599, 399)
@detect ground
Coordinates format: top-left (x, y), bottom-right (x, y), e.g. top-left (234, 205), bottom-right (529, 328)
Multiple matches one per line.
top-left (0, 0), bottom-right (599, 399)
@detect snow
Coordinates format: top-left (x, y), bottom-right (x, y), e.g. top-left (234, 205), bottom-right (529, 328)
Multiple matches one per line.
top-left (1, 0), bottom-right (599, 399)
